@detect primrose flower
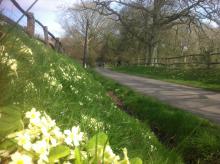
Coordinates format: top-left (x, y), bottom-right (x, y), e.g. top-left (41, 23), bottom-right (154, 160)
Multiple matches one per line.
top-left (38, 153), bottom-right (49, 164)
top-left (32, 140), bottom-right (49, 162)
top-left (64, 126), bottom-right (84, 147)
top-left (76, 75), bottom-right (82, 80)
top-left (7, 59), bottom-right (16, 65)
top-left (104, 145), bottom-right (120, 162)
top-left (41, 126), bottom-right (50, 138)
top-left (20, 45), bottom-right (33, 55)
top-left (150, 145), bottom-right (156, 152)
top-left (40, 113), bottom-right (56, 129)
top-left (43, 73), bottom-right (49, 79)
top-left (32, 140), bottom-right (48, 154)
top-left (50, 80), bottom-right (56, 86)
top-left (122, 148), bottom-right (129, 163)
top-left (16, 132), bottom-right (32, 151)
top-left (90, 145), bottom-right (120, 163)
top-left (9, 151), bottom-right (33, 164)
top-left (5, 108), bottom-right (136, 164)
top-left (51, 126), bottom-right (64, 141)
top-left (25, 128), bottom-right (41, 140)
top-left (26, 108), bottom-right (41, 125)
top-left (57, 84), bottom-right (63, 91)
top-left (10, 62), bottom-right (17, 72)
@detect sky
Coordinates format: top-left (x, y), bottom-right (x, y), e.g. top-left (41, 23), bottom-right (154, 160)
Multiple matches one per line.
top-left (0, 0), bottom-right (79, 37)
top-left (1, 0), bottom-right (219, 38)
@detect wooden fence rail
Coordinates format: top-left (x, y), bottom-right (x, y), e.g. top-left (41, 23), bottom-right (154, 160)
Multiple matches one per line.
top-left (138, 52), bottom-right (220, 61)
top-left (3, 0), bottom-right (64, 53)
top-left (134, 52), bottom-right (220, 68)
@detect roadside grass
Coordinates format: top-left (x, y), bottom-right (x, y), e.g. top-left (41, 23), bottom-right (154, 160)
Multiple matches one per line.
top-left (0, 22), bottom-right (183, 163)
top-left (113, 66), bottom-right (220, 91)
top-left (91, 70), bottom-right (220, 163)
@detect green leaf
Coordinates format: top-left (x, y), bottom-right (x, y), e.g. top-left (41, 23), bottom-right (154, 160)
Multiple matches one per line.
top-left (86, 132), bottom-right (109, 163)
top-left (49, 145), bottom-right (70, 163)
top-left (87, 132), bottom-right (109, 152)
top-left (0, 139), bottom-right (17, 153)
top-left (74, 147), bottom-right (82, 164)
top-left (0, 106), bottom-right (23, 139)
top-left (130, 157), bottom-right (143, 164)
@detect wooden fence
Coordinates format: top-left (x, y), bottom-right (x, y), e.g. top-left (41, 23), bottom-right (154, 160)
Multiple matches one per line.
top-left (134, 52), bottom-right (220, 68)
top-left (1, 0), bottom-right (64, 53)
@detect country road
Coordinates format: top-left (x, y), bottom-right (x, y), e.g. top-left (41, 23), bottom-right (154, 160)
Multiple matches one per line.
top-left (96, 68), bottom-right (220, 124)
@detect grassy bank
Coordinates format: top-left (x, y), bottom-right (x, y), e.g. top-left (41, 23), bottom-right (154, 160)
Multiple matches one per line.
top-left (0, 21), bottom-right (183, 163)
top-left (92, 70), bottom-right (220, 163)
top-left (113, 66), bottom-right (220, 91)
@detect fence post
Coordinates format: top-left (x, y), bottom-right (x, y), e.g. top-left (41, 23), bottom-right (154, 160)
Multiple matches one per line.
top-left (207, 51), bottom-right (211, 69)
top-left (43, 26), bottom-right (49, 46)
top-left (26, 12), bottom-right (35, 36)
top-left (55, 37), bottom-right (60, 52)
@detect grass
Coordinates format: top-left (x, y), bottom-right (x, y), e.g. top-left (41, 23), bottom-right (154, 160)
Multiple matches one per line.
top-left (113, 66), bottom-right (220, 91)
top-left (0, 21), bottom-right (183, 163)
top-left (91, 70), bottom-right (220, 163)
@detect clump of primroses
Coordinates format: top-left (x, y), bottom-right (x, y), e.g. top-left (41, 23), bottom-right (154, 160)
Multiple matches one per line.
top-left (3, 108), bottom-right (136, 164)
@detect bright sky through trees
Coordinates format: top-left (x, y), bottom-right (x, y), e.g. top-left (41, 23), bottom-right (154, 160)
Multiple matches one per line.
top-left (0, 0), bottom-right (78, 36)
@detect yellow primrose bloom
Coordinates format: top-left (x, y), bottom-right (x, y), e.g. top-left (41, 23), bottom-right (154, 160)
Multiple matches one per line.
top-left (25, 108), bottom-right (41, 126)
top-left (16, 133), bottom-right (32, 151)
top-left (20, 45), bottom-right (33, 55)
top-left (64, 126), bottom-right (84, 147)
top-left (10, 62), bottom-right (17, 72)
top-left (51, 126), bottom-right (64, 142)
top-left (9, 151), bottom-right (33, 164)
top-left (25, 108), bottom-right (40, 120)
top-left (32, 140), bottom-right (48, 153)
top-left (105, 145), bottom-right (120, 161)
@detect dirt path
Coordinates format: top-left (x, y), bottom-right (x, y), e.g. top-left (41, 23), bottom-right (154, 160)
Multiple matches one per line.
top-left (96, 68), bottom-right (220, 124)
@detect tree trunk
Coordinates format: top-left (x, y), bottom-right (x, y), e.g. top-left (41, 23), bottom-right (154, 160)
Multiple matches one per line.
top-left (152, 43), bottom-right (158, 66)
top-left (147, 44), bottom-right (153, 65)
top-left (83, 19), bottom-right (89, 68)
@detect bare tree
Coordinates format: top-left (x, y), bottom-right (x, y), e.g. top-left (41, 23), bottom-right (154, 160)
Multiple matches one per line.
top-left (81, 0), bottom-right (220, 65)
top-left (63, 2), bottom-right (110, 67)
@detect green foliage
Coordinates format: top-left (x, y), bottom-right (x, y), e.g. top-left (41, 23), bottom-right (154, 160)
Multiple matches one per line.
top-left (130, 157), bottom-right (143, 164)
top-left (0, 21), bottom-right (182, 163)
top-left (49, 145), bottom-right (71, 163)
top-left (113, 66), bottom-right (220, 91)
top-left (92, 71), bottom-right (220, 163)
top-left (74, 147), bottom-right (83, 164)
top-left (86, 132), bottom-right (108, 151)
top-left (0, 106), bottom-right (23, 140)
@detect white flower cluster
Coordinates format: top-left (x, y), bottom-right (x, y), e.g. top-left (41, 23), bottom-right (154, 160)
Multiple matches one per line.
top-left (70, 85), bottom-right (81, 95)
top-left (89, 146), bottom-right (129, 164)
top-left (58, 66), bottom-right (72, 81)
top-left (85, 96), bottom-right (92, 102)
top-left (0, 46), bottom-right (18, 76)
top-left (141, 132), bottom-right (156, 152)
top-left (58, 65), bottom-right (85, 83)
top-left (3, 108), bottom-right (136, 164)
top-left (81, 115), bottom-right (110, 131)
top-left (94, 93), bottom-right (103, 101)
top-left (43, 73), bottom-right (63, 91)
top-left (6, 108), bottom-right (84, 163)
top-left (24, 81), bottom-right (38, 93)
top-left (20, 45), bottom-right (33, 56)
top-left (19, 45), bottom-right (34, 64)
